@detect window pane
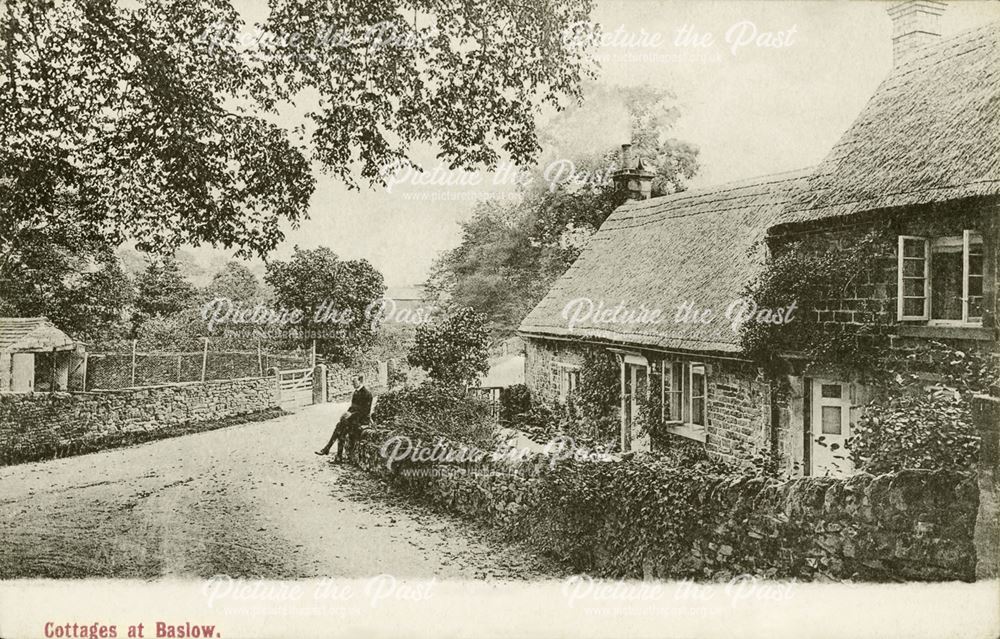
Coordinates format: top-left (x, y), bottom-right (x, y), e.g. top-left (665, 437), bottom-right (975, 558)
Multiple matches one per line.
top-left (691, 371), bottom-right (705, 398)
top-left (634, 366), bottom-right (647, 399)
top-left (931, 247), bottom-right (963, 320)
top-left (903, 298), bottom-right (925, 317)
top-left (903, 278), bottom-right (925, 296)
top-left (691, 396), bottom-right (705, 426)
top-left (968, 298), bottom-right (983, 320)
top-left (969, 254), bottom-right (983, 277)
top-left (902, 239), bottom-right (925, 258)
top-left (821, 406), bottom-right (842, 435)
top-left (668, 363), bottom-right (684, 421)
top-left (902, 259), bottom-right (925, 276)
top-left (821, 384), bottom-right (842, 399)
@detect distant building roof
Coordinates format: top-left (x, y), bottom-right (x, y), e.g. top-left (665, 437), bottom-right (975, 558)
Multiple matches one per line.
top-left (0, 317), bottom-right (77, 352)
top-left (518, 169), bottom-right (811, 353)
top-left (778, 21), bottom-right (1000, 229)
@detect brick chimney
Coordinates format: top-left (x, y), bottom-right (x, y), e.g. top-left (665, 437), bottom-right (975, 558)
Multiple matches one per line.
top-left (612, 143), bottom-right (654, 201)
top-left (886, 0), bottom-right (946, 67)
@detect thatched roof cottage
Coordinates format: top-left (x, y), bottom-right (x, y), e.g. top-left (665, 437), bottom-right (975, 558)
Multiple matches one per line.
top-left (518, 3), bottom-right (999, 476)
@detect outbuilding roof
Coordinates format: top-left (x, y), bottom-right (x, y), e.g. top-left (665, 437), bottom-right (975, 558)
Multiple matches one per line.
top-left (0, 317), bottom-right (77, 352)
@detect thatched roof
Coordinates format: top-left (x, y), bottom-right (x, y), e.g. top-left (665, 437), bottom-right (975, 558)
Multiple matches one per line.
top-left (778, 20), bottom-right (1000, 229)
top-left (0, 317), bottom-right (77, 352)
top-left (518, 170), bottom-right (811, 353)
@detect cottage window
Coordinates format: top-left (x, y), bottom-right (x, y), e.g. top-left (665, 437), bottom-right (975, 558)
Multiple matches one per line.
top-left (662, 360), bottom-right (708, 440)
top-left (551, 363), bottom-right (580, 404)
top-left (897, 231), bottom-right (982, 325)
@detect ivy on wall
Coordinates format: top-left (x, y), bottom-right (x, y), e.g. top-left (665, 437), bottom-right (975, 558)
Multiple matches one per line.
top-left (741, 228), bottom-right (895, 378)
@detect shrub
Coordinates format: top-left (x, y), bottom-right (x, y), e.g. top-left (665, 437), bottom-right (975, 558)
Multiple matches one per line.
top-left (849, 343), bottom-right (997, 473)
top-left (371, 381), bottom-right (497, 448)
top-left (498, 383), bottom-right (532, 427)
top-left (407, 307), bottom-right (490, 386)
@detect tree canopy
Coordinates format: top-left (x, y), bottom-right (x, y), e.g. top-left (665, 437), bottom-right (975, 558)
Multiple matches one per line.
top-left (427, 84), bottom-right (699, 337)
top-left (0, 223), bottom-right (132, 341)
top-left (264, 246), bottom-right (385, 359)
top-left (0, 0), bottom-right (596, 273)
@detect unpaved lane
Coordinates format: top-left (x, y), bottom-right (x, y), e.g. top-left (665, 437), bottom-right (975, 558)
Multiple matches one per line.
top-left (0, 403), bottom-right (558, 580)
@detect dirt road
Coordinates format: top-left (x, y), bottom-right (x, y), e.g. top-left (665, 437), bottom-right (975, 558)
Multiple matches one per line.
top-left (0, 403), bottom-right (558, 580)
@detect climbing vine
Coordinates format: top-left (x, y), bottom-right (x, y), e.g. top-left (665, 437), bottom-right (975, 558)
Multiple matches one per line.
top-left (741, 228), bottom-right (895, 378)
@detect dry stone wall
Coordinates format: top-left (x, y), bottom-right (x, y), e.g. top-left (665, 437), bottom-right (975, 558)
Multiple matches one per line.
top-left (353, 428), bottom-right (978, 582)
top-left (0, 377), bottom-right (278, 464)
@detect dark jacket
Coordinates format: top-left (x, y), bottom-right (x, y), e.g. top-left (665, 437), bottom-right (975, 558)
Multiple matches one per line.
top-left (348, 386), bottom-right (373, 425)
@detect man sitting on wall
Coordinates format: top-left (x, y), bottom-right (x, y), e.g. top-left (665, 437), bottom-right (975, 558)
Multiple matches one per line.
top-left (315, 375), bottom-right (373, 462)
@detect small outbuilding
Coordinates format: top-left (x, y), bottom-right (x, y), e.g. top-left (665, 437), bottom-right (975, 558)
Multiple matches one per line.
top-left (0, 317), bottom-right (86, 392)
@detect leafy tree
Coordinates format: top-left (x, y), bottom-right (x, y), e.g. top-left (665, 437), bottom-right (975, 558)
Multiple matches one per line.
top-left (0, 224), bottom-right (133, 341)
top-left (133, 256), bottom-right (198, 332)
top-left (408, 307), bottom-right (489, 386)
top-left (264, 246), bottom-right (385, 359)
top-left (1, 0), bottom-right (595, 272)
top-left (427, 83), bottom-right (699, 338)
top-left (204, 261), bottom-right (267, 305)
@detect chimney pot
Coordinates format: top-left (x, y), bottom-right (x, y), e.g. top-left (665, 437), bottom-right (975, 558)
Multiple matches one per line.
top-left (887, 0), bottom-right (946, 67)
top-left (613, 142), bottom-right (653, 201)
top-left (620, 143), bottom-right (633, 170)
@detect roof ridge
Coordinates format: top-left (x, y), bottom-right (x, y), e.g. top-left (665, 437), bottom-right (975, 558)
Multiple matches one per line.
top-left (619, 166), bottom-right (813, 213)
top-left (889, 18), bottom-right (999, 76)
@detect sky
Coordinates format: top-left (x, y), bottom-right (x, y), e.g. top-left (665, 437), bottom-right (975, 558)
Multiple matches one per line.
top-left (186, 0), bottom-right (1000, 287)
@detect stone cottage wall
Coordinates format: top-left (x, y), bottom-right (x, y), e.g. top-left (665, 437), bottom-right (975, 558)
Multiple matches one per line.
top-left (768, 201), bottom-right (997, 355)
top-left (525, 338), bottom-right (775, 468)
top-left (0, 376), bottom-right (278, 465)
top-left (701, 359), bottom-right (771, 465)
top-left (523, 337), bottom-right (587, 402)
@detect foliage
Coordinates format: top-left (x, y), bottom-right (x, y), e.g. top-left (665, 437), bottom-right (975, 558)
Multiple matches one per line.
top-left (371, 381), bottom-right (497, 449)
top-left (741, 229), bottom-right (894, 375)
top-left (426, 201), bottom-right (568, 338)
top-left (133, 311), bottom-right (206, 352)
top-left (497, 349), bottom-right (620, 449)
top-left (204, 261), bottom-right (267, 305)
top-left (265, 246), bottom-right (385, 359)
top-left (0, 0), bottom-right (313, 264)
top-left (499, 384), bottom-right (533, 427)
top-left (407, 307), bottom-right (489, 386)
top-left (525, 458), bottom-right (721, 576)
top-left (1, 0), bottom-right (594, 266)
top-left (132, 256), bottom-right (198, 334)
top-left (849, 343), bottom-right (998, 473)
top-left (574, 348), bottom-right (623, 443)
top-left (427, 84), bottom-right (699, 339)
top-left (0, 224), bottom-right (133, 341)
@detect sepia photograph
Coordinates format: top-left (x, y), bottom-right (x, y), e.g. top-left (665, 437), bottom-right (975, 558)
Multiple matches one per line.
top-left (0, 0), bottom-right (998, 637)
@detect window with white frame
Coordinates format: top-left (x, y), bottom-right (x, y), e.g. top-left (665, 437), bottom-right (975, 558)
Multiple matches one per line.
top-left (660, 361), bottom-right (708, 431)
top-left (897, 231), bottom-right (983, 324)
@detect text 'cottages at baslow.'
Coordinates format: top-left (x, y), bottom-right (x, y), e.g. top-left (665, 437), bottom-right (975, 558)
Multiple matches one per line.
top-left (518, 3), bottom-right (999, 477)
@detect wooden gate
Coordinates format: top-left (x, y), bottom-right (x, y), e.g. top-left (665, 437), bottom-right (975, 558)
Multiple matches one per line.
top-left (277, 367), bottom-right (314, 410)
